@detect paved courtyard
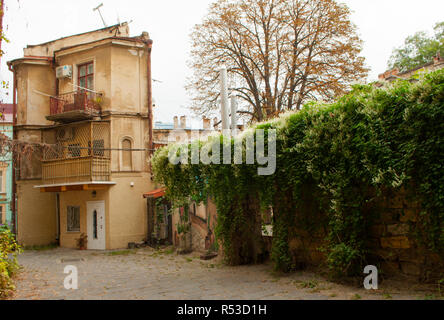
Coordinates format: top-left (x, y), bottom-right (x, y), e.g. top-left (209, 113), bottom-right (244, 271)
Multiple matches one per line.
top-left (11, 247), bottom-right (438, 300)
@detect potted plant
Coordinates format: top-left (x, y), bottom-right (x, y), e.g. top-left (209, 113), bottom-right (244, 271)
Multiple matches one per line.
top-left (76, 233), bottom-right (88, 250)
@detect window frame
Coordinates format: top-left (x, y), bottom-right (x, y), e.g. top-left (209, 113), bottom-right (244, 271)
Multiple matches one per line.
top-left (88, 139), bottom-right (105, 157)
top-left (120, 137), bottom-right (134, 172)
top-left (67, 206), bottom-right (81, 233)
top-left (78, 62), bottom-right (94, 92)
top-left (68, 144), bottom-right (81, 158)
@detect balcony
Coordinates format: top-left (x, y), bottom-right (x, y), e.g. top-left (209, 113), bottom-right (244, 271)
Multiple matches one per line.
top-left (40, 121), bottom-right (112, 187)
top-left (47, 91), bottom-right (102, 123)
top-left (42, 157), bottom-right (111, 185)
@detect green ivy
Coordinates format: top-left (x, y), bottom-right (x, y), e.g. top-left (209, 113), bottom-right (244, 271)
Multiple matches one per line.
top-left (152, 70), bottom-right (444, 276)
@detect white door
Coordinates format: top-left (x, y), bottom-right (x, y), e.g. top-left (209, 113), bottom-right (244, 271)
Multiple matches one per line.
top-left (87, 201), bottom-right (106, 250)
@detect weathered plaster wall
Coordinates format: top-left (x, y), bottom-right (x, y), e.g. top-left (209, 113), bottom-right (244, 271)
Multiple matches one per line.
top-left (56, 45), bottom-right (111, 102)
top-left (16, 180), bottom-right (57, 246)
top-left (59, 189), bottom-right (109, 249)
top-left (24, 24), bottom-right (129, 57)
top-left (107, 173), bottom-right (153, 249)
top-left (15, 63), bottom-right (55, 126)
top-left (109, 116), bottom-right (148, 173)
top-left (110, 45), bottom-right (148, 114)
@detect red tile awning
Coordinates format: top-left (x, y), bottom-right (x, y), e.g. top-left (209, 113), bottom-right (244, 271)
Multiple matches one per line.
top-left (143, 188), bottom-right (166, 199)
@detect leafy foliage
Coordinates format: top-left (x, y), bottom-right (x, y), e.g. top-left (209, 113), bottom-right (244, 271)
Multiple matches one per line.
top-left (389, 21), bottom-right (444, 72)
top-left (188, 0), bottom-right (368, 122)
top-left (0, 225), bottom-right (21, 298)
top-left (153, 70), bottom-right (444, 276)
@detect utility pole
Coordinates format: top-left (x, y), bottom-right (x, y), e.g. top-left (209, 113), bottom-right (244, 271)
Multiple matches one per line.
top-left (220, 67), bottom-right (230, 132)
top-left (231, 95), bottom-right (238, 136)
top-left (93, 3), bottom-right (108, 28)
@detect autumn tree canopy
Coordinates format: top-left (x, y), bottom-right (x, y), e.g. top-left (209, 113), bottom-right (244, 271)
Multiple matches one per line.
top-left (187, 0), bottom-right (368, 122)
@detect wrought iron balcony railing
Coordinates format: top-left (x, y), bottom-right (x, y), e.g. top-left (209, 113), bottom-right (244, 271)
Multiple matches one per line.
top-left (48, 91), bottom-right (102, 122)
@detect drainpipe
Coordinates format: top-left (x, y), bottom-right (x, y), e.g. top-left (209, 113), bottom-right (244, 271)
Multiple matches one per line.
top-left (142, 32), bottom-right (154, 175)
top-left (8, 62), bottom-right (18, 236)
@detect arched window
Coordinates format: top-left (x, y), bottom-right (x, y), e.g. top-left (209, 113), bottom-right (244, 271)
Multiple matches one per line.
top-left (122, 138), bottom-right (133, 171)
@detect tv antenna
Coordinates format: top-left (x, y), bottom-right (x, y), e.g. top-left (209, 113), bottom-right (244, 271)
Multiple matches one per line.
top-left (93, 3), bottom-right (108, 28)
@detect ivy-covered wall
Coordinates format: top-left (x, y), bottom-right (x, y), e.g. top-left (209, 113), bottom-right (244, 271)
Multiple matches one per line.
top-left (152, 70), bottom-right (444, 280)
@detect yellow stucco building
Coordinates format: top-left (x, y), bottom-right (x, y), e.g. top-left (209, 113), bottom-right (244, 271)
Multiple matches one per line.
top-left (7, 23), bottom-right (158, 250)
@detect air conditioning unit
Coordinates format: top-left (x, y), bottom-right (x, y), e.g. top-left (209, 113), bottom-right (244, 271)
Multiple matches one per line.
top-left (56, 127), bottom-right (74, 141)
top-left (56, 65), bottom-right (72, 79)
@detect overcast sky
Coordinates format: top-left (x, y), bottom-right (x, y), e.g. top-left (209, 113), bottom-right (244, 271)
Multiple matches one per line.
top-left (1, 0), bottom-right (443, 127)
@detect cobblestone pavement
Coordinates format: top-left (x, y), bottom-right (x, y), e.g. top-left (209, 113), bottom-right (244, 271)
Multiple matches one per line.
top-left (11, 247), bottom-right (436, 300)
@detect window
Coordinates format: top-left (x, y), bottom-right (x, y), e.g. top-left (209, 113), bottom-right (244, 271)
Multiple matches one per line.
top-left (68, 144), bottom-right (81, 158)
top-left (0, 170), bottom-right (3, 193)
top-left (78, 62), bottom-right (94, 92)
top-left (67, 206), bottom-right (80, 232)
top-left (88, 140), bottom-right (105, 157)
top-left (93, 210), bottom-right (98, 239)
top-left (0, 205), bottom-right (3, 225)
top-left (122, 138), bottom-right (132, 171)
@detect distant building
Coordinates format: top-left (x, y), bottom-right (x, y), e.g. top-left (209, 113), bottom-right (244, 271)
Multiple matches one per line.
top-left (0, 104), bottom-right (13, 228)
top-left (153, 116), bottom-right (217, 149)
top-left (378, 52), bottom-right (444, 82)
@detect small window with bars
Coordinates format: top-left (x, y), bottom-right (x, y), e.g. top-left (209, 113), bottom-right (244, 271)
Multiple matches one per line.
top-left (68, 144), bottom-right (81, 158)
top-left (67, 206), bottom-right (80, 232)
top-left (88, 140), bottom-right (105, 157)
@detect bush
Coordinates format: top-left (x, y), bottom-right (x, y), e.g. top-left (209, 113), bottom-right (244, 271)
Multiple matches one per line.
top-left (0, 225), bottom-right (21, 298)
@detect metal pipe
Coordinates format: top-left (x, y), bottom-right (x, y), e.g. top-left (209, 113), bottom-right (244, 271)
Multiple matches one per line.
top-left (220, 67), bottom-right (229, 131)
top-left (231, 95), bottom-right (238, 136)
top-left (142, 36), bottom-right (154, 173)
top-left (8, 62), bottom-right (18, 236)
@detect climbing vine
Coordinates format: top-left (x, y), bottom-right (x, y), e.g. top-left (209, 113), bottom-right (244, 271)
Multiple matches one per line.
top-left (152, 70), bottom-right (444, 276)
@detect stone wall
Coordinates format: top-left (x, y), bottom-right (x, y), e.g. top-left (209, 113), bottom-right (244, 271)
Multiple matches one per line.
top-left (285, 190), bottom-right (444, 281)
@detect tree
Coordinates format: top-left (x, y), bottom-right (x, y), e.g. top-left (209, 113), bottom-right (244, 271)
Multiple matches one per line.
top-left (187, 0), bottom-right (368, 122)
top-left (0, 0), bottom-right (6, 60)
top-left (388, 21), bottom-right (444, 73)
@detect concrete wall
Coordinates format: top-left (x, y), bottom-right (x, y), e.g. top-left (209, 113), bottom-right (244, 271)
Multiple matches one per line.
top-left (107, 173), bottom-right (153, 249)
top-left (17, 180), bottom-right (57, 246)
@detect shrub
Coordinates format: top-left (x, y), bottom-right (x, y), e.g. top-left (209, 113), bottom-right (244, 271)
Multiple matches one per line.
top-left (0, 225), bottom-right (21, 298)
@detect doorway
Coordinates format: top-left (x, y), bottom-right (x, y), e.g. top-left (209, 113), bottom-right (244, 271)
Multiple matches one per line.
top-left (87, 201), bottom-right (106, 250)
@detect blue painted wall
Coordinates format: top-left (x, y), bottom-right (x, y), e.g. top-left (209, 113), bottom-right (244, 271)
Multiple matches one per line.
top-left (0, 123), bottom-right (13, 229)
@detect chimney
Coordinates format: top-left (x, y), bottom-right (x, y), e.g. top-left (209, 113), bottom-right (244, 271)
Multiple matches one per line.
top-left (173, 116), bottom-right (179, 129)
top-left (180, 116), bottom-right (187, 129)
top-left (203, 117), bottom-right (211, 130)
top-left (141, 31), bottom-right (150, 41)
top-left (378, 68), bottom-right (399, 81)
